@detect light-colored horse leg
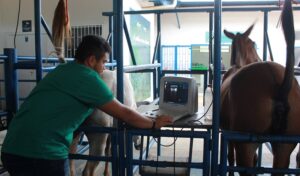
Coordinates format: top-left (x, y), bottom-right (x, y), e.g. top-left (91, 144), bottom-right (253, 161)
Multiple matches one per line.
top-left (69, 133), bottom-right (81, 176)
top-left (235, 142), bottom-right (259, 176)
top-left (271, 143), bottom-right (296, 176)
top-left (133, 135), bottom-right (141, 150)
top-left (82, 132), bottom-right (109, 176)
top-left (103, 135), bottom-right (111, 176)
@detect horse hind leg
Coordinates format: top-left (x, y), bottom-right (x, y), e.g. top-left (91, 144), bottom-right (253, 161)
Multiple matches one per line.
top-left (228, 142), bottom-right (235, 176)
top-left (271, 143), bottom-right (296, 176)
top-left (235, 142), bottom-right (260, 176)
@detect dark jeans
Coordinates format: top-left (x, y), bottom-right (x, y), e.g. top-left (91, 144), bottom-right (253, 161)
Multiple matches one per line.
top-left (1, 152), bottom-right (70, 176)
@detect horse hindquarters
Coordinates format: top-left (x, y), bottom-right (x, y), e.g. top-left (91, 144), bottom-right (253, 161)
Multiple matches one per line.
top-left (221, 63), bottom-right (280, 174)
top-left (229, 63), bottom-right (278, 132)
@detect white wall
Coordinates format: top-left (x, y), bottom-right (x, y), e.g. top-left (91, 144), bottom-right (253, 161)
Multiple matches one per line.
top-left (0, 0), bottom-right (114, 104)
top-left (0, 0), bottom-right (112, 56)
top-left (161, 12), bottom-right (210, 45)
top-left (160, 10), bottom-right (300, 66)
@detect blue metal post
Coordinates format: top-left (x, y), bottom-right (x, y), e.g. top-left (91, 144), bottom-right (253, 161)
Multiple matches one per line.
top-left (123, 17), bottom-right (137, 65)
top-left (34, 0), bottom-right (42, 82)
top-left (157, 14), bottom-right (162, 97)
top-left (209, 11), bottom-right (214, 85)
top-left (41, 16), bottom-right (52, 42)
top-left (126, 132), bottom-right (133, 176)
top-left (113, 0), bottom-right (125, 175)
top-left (4, 49), bottom-right (18, 126)
top-left (111, 131), bottom-right (118, 176)
top-left (109, 15), bottom-right (114, 63)
top-left (263, 11), bottom-right (269, 61)
top-left (220, 133), bottom-right (228, 176)
top-left (114, 1), bottom-right (124, 104)
top-left (211, 0), bottom-right (222, 175)
top-left (203, 130), bottom-right (211, 176)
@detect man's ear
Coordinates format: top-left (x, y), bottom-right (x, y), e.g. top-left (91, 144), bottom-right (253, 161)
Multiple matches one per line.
top-left (84, 55), bottom-right (96, 67)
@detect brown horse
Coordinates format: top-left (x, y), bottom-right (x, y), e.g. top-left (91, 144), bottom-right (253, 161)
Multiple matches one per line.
top-left (220, 0), bottom-right (300, 175)
top-left (221, 23), bottom-right (262, 176)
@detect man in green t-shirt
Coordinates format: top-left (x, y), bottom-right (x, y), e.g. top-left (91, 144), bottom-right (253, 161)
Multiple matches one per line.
top-left (1, 35), bottom-right (172, 176)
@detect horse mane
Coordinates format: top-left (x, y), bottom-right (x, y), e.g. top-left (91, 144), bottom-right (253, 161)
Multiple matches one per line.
top-left (230, 33), bottom-right (244, 66)
top-left (230, 38), bottom-right (237, 66)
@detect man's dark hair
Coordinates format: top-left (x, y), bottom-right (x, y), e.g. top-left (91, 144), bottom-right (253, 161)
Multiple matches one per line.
top-left (74, 35), bottom-right (111, 63)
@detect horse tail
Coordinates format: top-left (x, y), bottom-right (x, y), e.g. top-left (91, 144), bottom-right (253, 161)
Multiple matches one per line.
top-left (52, 0), bottom-right (71, 63)
top-left (271, 0), bottom-right (295, 134)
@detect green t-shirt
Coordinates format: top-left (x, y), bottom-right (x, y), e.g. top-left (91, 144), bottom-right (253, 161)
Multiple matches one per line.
top-left (1, 62), bottom-right (114, 159)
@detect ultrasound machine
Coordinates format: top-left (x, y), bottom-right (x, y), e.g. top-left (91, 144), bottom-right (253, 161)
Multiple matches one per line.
top-left (143, 76), bottom-right (198, 122)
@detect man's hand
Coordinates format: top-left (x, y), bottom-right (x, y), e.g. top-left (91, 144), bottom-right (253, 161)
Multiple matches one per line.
top-left (154, 115), bottom-right (173, 129)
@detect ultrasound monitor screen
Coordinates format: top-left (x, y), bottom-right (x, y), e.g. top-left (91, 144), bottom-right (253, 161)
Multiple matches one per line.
top-left (163, 81), bottom-right (189, 105)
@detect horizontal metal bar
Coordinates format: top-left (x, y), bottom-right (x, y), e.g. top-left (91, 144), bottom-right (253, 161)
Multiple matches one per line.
top-left (125, 69), bottom-right (156, 73)
top-left (0, 111), bottom-right (7, 117)
top-left (0, 55), bottom-right (8, 59)
top-left (18, 56), bottom-right (74, 62)
top-left (69, 153), bottom-right (112, 162)
top-left (123, 63), bottom-right (160, 73)
top-left (132, 159), bottom-right (203, 168)
top-left (42, 67), bottom-right (56, 72)
top-left (227, 166), bottom-right (300, 175)
top-left (77, 126), bottom-right (117, 134)
top-left (105, 62), bottom-right (117, 68)
top-left (128, 129), bottom-right (211, 138)
top-left (162, 70), bottom-right (208, 74)
top-left (18, 79), bottom-right (37, 82)
top-left (222, 130), bottom-right (300, 143)
top-left (14, 62), bottom-right (37, 69)
top-left (103, 6), bottom-right (300, 16)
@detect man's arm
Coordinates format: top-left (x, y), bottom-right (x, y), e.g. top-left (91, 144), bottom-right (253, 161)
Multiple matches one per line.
top-left (98, 98), bottom-right (172, 129)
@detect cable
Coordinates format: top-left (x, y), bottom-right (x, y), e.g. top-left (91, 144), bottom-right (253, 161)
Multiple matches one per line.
top-left (152, 127), bottom-right (181, 175)
top-left (153, 127), bottom-right (184, 147)
top-left (150, 89), bottom-right (215, 174)
top-left (188, 87), bottom-right (214, 123)
top-left (14, 0), bottom-right (21, 48)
